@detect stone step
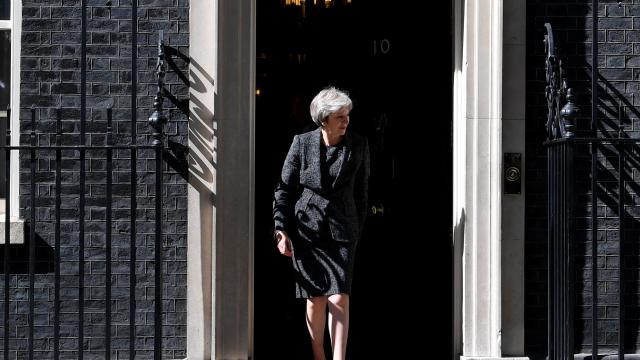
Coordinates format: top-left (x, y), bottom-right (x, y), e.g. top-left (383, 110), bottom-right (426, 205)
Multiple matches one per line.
top-left (575, 354), bottom-right (640, 360)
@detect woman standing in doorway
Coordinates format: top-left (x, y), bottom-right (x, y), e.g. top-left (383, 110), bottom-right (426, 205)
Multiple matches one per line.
top-left (273, 86), bottom-right (370, 360)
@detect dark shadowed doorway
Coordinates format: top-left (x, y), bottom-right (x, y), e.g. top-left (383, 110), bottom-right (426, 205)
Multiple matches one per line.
top-left (255, 1), bottom-right (453, 358)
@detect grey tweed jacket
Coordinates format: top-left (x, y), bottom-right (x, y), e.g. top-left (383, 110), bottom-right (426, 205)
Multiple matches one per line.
top-left (273, 127), bottom-right (370, 243)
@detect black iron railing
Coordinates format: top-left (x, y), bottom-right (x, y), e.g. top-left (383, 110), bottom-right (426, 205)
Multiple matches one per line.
top-left (546, 140), bottom-right (573, 360)
top-left (547, 135), bottom-right (638, 359)
top-left (0, 32), bottom-right (167, 360)
top-left (545, 20), bottom-right (579, 360)
top-left (545, 1), bottom-right (631, 358)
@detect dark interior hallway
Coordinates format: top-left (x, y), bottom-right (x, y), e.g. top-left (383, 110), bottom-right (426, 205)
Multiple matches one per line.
top-left (255, 1), bottom-right (453, 357)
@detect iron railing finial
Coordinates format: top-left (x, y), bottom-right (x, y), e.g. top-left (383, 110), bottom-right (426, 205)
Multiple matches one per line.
top-left (545, 23), bottom-right (579, 140)
top-left (149, 30), bottom-right (166, 147)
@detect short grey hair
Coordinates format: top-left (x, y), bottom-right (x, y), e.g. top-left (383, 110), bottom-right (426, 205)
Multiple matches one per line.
top-left (309, 87), bottom-right (353, 127)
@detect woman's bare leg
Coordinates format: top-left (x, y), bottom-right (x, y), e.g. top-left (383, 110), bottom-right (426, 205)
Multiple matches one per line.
top-left (327, 294), bottom-right (350, 360)
top-left (306, 296), bottom-right (328, 360)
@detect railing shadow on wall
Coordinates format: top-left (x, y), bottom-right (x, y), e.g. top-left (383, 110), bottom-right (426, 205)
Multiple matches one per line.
top-left (545, 15), bottom-right (640, 360)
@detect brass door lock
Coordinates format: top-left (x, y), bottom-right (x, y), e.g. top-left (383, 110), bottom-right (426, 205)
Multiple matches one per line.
top-left (370, 204), bottom-right (384, 216)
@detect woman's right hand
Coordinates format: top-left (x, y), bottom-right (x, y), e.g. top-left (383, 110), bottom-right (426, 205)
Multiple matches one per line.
top-left (275, 230), bottom-right (292, 257)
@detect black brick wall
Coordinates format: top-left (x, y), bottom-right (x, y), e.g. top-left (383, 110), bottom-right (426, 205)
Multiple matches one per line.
top-left (526, 0), bottom-right (640, 356)
top-left (1, 0), bottom-right (189, 358)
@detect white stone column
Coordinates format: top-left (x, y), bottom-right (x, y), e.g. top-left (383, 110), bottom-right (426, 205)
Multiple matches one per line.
top-left (188, 0), bottom-right (255, 358)
top-left (188, 0), bottom-right (255, 359)
top-left (213, 0), bottom-right (256, 358)
top-left (454, 1), bottom-right (528, 359)
top-left (187, 0), bottom-right (218, 358)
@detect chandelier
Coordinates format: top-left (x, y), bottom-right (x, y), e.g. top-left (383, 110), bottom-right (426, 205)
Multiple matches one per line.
top-left (283, 0), bottom-right (352, 7)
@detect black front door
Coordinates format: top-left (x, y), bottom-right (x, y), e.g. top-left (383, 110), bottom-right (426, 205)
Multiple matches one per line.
top-left (255, 1), bottom-right (452, 358)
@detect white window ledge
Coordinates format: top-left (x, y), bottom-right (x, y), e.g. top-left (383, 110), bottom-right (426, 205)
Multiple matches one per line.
top-left (0, 198), bottom-right (24, 244)
top-left (0, 216), bottom-right (24, 244)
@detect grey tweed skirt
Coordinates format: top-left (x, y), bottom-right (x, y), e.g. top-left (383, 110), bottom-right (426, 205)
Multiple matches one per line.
top-left (290, 235), bottom-right (357, 299)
